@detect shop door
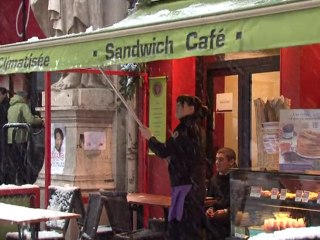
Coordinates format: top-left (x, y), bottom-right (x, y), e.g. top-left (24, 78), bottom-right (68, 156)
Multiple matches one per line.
top-left (206, 56), bottom-right (280, 169)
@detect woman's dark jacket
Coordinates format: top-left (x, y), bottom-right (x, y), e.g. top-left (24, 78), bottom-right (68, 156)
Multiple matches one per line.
top-left (148, 114), bottom-right (206, 188)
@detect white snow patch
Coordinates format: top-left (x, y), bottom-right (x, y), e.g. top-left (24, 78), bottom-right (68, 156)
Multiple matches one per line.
top-left (86, 26), bottom-right (94, 33)
top-left (0, 184), bottom-right (38, 189)
top-left (46, 186), bottom-right (78, 229)
top-left (27, 37), bottom-right (40, 42)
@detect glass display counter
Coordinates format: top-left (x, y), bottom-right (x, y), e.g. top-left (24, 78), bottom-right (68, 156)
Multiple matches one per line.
top-left (230, 169), bottom-right (320, 239)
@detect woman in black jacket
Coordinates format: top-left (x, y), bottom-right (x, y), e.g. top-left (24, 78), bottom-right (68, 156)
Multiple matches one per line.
top-left (140, 95), bottom-right (208, 240)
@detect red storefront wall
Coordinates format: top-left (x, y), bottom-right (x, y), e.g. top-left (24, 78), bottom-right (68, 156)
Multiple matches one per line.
top-left (145, 45), bottom-right (320, 217)
top-left (281, 44), bottom-right (320, 109)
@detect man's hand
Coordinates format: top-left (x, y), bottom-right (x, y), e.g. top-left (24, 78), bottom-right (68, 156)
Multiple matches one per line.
top-left (206, 208), bottom-right (228, 219)
top-left (206, 207), bottom-right (215, 218)
top-left (139, 126), bottom-right (153, 140)
top-left (211, 209), bottom-right (228, 220)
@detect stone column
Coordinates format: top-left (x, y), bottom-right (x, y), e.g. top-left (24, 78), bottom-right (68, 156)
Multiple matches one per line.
top-left (36, 88), bottom-right (116, 191)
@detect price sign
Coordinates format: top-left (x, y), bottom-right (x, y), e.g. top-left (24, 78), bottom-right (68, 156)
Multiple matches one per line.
top-left (295, 190), bottom-right (303, 202)
top-left (250, 186), bottom-right (262, 198)
top-left (302, 191), bottom-right (310, 203)
top-left (234, 226), bottom-right (247, 239)
top-left (271, 188), bottom-right (279, 199)
top-left (280, 189), bottom-right (287, 200)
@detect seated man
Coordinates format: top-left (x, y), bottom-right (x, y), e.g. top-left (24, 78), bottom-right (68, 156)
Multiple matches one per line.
top-left (205, 147), bottom-right (237, 240)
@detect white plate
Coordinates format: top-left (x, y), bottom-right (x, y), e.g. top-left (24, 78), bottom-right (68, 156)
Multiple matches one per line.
top-left (296, 151), bottom-right (320, 159)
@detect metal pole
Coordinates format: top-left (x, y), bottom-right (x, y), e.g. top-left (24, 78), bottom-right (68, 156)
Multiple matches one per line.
top-left (44, 72), bottom-right (51, 208)
top-left (99, 67), bottom-right (143, 127)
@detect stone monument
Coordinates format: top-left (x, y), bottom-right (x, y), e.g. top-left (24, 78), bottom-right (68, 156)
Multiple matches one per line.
top-left (37, 87), bottom-right (116, 190)
top-left (31, 0), bottom-right (130, 238)
top-left (32, 0), bottom-right (129, 192)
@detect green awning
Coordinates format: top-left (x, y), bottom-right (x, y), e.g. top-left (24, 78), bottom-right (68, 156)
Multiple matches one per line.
top-left (1, 0), bottom-right (320, 74)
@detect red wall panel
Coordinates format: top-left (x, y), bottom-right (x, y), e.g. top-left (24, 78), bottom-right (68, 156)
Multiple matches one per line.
top-left (143, 60), bottom-right (173, 218)
top-left (171, 57), bottom-right (196, 129)
top-left (213, 77), bottom-right (225, 154)
top-left (144, 58), bottom-right (196, 218)
top-left (146, 60), bottom-right (173, 197)
top-left (0, 0), bottom-right (45, 45)
top-left (281, 44), bottom-right (320, 109)
top-left (300, 44), bottom-right (320, 108)
top-left (280, 47), bottom-right (301, 108)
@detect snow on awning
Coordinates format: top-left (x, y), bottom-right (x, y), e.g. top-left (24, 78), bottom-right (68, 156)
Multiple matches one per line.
top-left (0, 0), bottom-right (320, 74)
top-left (110, 0), bottom-right (303, 30)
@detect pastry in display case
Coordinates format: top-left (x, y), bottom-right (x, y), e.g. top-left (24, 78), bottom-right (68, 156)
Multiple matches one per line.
top-left (230, 170), bottom-right (320, 240)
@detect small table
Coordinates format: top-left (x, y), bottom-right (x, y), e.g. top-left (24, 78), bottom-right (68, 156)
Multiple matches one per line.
top-left (127, 193), bottom-right (215, 208)
top-left (127, 193), bottom-right (215, 230)
top-left (0, 203), bottom-right (80, 240)
top-left (127, 193), bottom-right (171, 208)
top-left (127, 193), bottom-right (170, 230)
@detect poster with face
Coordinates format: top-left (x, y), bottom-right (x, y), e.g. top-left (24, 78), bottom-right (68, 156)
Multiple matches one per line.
top-left (51, 124), bottom-right (66, 174)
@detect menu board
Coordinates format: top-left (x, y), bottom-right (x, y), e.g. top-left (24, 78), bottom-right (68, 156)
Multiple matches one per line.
top-left (148, 76), bottom-right (167, 155)
top-left (279, 109), bottom-right (320, 172)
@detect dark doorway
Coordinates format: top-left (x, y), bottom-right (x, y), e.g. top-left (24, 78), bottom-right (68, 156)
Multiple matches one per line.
top-left (205, 55), bottom-right (280, 169)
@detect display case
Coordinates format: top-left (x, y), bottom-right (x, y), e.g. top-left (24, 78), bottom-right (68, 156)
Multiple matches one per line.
top-left (230, 170), bottom-right (320, 239)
